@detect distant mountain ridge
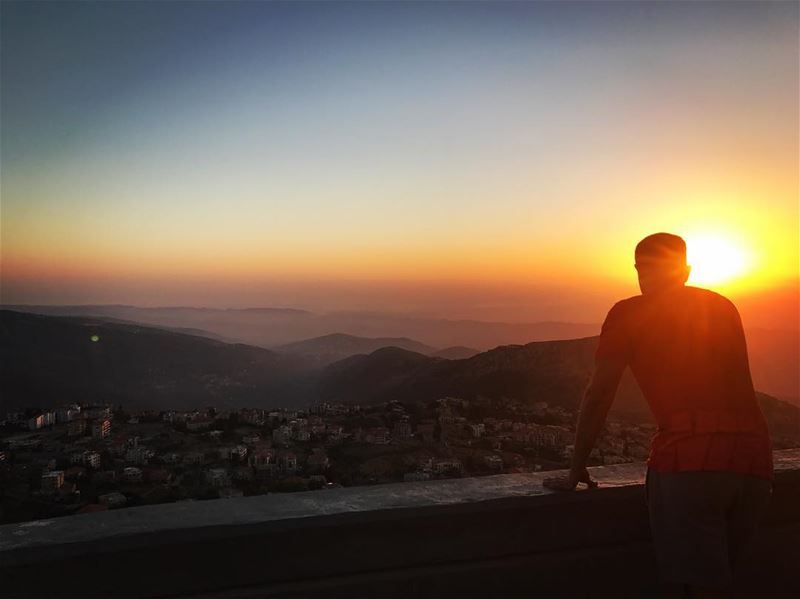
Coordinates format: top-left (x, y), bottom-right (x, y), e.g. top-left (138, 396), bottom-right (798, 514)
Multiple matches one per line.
top-left (6, 303), bottom-right (795, 400)
top-left (275, 333), bottom-right (437, 366)
top-left (2, 310), bottom-right (798, 444)
top-left (316, 337), bottom-right (639, 412)
top-left (3, 304), bottom-right (600, 351)
top-left (431, 346), bottom-right (481, 359)
top-left (316, 341), bottom-right (799, 441)
top-left (0, 310), bottom-right (312, 412)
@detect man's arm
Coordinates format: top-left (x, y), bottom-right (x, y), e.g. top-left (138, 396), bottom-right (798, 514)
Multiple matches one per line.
top-left (544, 355), bottom-right (627, 491)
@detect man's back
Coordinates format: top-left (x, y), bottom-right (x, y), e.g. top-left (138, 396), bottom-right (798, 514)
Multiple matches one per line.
top-left (548, 234), bottom-right (775, 594)
top-left (598, 285), bottom-right (772, 479)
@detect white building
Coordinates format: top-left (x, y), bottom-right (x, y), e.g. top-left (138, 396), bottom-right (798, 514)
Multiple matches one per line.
top-left (83, 451), bottom-right (101, 469)
top-left (123, 467), bottom-right (143, 483)
top-left (470, 424), bottom-right (486, 438)
top-left (432, 458), bottom-right (463, 475)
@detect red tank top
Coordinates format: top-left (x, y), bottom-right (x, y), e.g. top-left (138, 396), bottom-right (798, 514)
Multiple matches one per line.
top-left (596, 286), bottom-right (773, 480)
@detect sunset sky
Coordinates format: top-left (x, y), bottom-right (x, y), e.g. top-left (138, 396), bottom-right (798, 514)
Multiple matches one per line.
top-left (1, 2), bottom-right (797, 326)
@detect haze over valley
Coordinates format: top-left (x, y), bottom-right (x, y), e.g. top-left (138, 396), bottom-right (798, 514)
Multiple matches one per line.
top-left (2, 308), bottom-right (797, 416)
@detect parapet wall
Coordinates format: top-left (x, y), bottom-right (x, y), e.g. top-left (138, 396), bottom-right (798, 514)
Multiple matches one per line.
top-left (1, 449), bottom-right (799, 598)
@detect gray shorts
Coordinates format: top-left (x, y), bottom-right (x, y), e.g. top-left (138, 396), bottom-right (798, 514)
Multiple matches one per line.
top-left (645, 468), bottom-right (772, 588)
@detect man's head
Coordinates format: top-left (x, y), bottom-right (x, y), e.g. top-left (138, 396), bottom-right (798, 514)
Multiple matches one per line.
top-left (635, 233), bottom-right (691, 294)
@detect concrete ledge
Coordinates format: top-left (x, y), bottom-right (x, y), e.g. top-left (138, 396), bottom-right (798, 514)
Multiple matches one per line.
top-left (1, 449), bottom-right (798, 598)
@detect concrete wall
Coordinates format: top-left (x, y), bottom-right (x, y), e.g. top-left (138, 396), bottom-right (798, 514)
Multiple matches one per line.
top-left (1, 449), bottom-right (798, 598)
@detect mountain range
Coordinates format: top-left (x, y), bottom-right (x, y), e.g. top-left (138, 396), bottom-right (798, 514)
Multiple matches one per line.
top-left (2, 304), bottom-right (598, 352)
top-left (4, 304), bottom-right (796, 401)
top-left (0, 311), bottom-right (309, 412)
top-left (2, 310), bottom-right (797, 445)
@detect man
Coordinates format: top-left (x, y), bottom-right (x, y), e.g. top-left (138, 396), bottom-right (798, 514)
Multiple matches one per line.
top-left (544, 233), bottom-right (773, 599)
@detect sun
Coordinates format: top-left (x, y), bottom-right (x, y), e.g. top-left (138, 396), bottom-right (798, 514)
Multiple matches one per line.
top-left (684, 233), bottom-right (750, 287)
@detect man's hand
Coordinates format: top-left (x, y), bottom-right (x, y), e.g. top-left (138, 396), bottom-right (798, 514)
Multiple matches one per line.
top-left (542, 466), bottom-right (598, 492)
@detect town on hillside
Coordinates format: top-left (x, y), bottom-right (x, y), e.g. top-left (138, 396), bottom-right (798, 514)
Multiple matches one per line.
top-left (1, 397), bottom-right (662, 524)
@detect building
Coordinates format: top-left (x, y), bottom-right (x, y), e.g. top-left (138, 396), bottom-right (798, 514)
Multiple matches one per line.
top-left (393, 420), bottom-right (413, 440)
top-left (123, 467), bottom-right (143, 483)
top-left (41, 470), bottom-right (65, 493)
top-left (526, 425), bottom-right (572, 452)
top-left (240, 409), bottom-right (266, 426)
top-left (278, 452), bottom-right (298, 475)
top-left (125, 446), bottom-right (154, 465)
top-left (183, 451), bottom-right (206, 465)
top-left (92, 419), bottom-right (111, 440)
top-left (186, 418), bottom-right (213, 432)
top-left (218, 487), bottom-right (244, 499)
top-left (254, 463), bottom-right (276, 481)
top-left (230, 445), bottom-right (248, 461)
top-left (65, 466), bottom-right (87, 481)
top-left (364, 427), bottom-right (391, 444)
top-left (232, 466), bottom-right (254, 482)
top-left (206, 468), bottom-right (230, 488)
top-left (249, 447), bottom-right (275, 467)
top-left (98, 491), bottom-right (127, 508)
top-left (162, 452), bottom-right (181, 465)
top-left (484, 454), bottom-right (504, 470)
top-left (56, 406), bottom-right (81, 423)
top-left (272, 425), bottom-right (292, 445)
top-left (144, 469), bottom-right (172, 484)
top-left (306, 449), bottom-right (329, 473)
top-left (84, 406), bottom-right (111, 419)
top-left (470, 424), bottom-right (486, 438)
top-left (6, 437), bottom-right (40, 450)
top-left (326, 426), bottom-right (345, 444)
top-left (109, 436), bottom-right (133, 456)
top-left (67, 419), bottom-right (87, 437)
top-left (416, 422), bottom-right (436, 443)
top-left (83, 451), bottom-right (101, 469)
top-left (432, 459), bottom-right (463, 476)
top-left (94, 470), bottom-right (117, 484)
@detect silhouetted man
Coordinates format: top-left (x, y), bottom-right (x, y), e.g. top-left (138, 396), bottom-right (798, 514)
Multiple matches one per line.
top-left (544, 233), bottom-right (772, 599)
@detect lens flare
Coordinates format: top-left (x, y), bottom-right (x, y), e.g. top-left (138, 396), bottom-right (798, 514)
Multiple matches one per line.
top-left (685, 234), bottom-right (750, 287)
